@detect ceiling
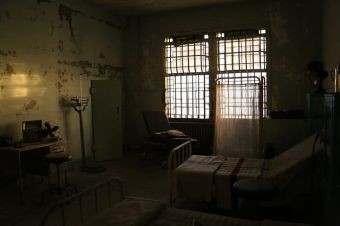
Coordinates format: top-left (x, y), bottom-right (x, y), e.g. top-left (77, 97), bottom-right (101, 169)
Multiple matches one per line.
top-left (85, 0), bottom-right (252, 15)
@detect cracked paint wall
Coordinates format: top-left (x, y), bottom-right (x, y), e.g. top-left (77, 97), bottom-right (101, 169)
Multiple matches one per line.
top-left (124, 0), bottom-right (322, 151)
top-left (0, 0), bottom-right (124, 159)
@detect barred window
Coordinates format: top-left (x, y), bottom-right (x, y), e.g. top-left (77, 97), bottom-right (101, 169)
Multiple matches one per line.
top-left (164, 34), bottom-right (210, 119)
top-left (216, 29), bottom-right (267, 118)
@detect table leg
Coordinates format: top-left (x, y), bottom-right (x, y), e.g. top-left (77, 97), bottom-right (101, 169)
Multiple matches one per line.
top-left (17, 151), bottom-right (24, 203)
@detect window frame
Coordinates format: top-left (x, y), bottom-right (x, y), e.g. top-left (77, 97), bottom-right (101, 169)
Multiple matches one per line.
top-left (164, 34), bottom-right (211, 120)
top-left (216, 29), bottom-right (268, 119)
top-left (164, 28), bottom-right (270, 121)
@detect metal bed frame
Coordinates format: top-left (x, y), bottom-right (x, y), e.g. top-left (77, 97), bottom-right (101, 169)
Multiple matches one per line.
top-left (168, 140), bottom-right (192, 206)
top-left (40, 176), bottom-right (124, 226)
top-left (215, 76), bottom-right (264, 156)
top-left (168, 76), bottom-right (264, 206)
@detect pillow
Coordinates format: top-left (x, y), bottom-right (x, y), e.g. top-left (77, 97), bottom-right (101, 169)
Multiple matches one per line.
top-left (150, 130), bottom-right (188, 142)
top-left (160, 129), bottom-right (188, 138)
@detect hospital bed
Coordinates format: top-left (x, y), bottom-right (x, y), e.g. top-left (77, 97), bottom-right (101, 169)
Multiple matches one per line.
top-left (169, 134), bottom-right (323, 210)
top-left (40, 176), bottom-right (311, 226)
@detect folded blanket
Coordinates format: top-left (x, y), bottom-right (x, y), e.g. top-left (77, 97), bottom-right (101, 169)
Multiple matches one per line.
top-left (215, 158), bottom-right (242, 210)
top-left (175, 155), bottom-right (224, 202)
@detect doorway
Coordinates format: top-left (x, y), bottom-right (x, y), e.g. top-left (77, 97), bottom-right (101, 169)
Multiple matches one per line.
top-left (91, 78), bottom-right (122, 160)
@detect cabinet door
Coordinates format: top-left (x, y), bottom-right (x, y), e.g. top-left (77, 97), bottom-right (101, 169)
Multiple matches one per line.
top-left (91, 78), bottom-right (122, 160)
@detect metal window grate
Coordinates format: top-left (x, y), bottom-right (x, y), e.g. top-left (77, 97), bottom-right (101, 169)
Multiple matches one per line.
top-left (165, 34), bottom-right (210, 119)
top-left (216, 29), bottom-right (267, 118)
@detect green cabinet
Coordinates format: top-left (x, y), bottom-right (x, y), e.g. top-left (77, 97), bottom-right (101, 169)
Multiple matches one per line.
top-left (306, 93), bottom-right (324, 133)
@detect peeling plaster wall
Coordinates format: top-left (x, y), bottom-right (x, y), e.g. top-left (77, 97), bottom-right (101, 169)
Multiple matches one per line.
top-left (0, 0), bottom-right (124, 159)
top-left (124, 0), bottom-right (322, 151)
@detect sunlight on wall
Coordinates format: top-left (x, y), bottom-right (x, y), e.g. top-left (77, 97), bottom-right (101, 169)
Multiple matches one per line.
top-left (0, 73), bottom-right (43, 99)
top-left (11, 87), bottom-right (28, 98)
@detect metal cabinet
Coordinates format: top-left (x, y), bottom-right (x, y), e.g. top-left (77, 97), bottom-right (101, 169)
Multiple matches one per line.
top-left (324, 93), bottom-right (340, 186)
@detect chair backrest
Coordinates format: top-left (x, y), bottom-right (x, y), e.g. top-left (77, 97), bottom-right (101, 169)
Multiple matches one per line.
top-left (142, 111), bottom-right (171, 135)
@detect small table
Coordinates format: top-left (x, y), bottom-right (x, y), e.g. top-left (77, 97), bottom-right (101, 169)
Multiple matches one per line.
top-left (0, 140), bottom-right (64, 203)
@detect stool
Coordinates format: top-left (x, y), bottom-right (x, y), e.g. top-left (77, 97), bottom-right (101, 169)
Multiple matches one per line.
top-left (232, 178), bottom-right (277, 218)
top-left (41, 152), bottom-right (78, 203)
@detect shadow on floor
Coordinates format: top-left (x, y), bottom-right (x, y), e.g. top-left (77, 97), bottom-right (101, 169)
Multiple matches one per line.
top-left (0, 150), bottom-right (168, 226)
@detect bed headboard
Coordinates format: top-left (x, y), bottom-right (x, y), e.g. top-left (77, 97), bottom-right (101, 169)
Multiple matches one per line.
top-left (168, 140), bottom-right (192, 206)
top-left (40, 177), bottom-right (124, 226)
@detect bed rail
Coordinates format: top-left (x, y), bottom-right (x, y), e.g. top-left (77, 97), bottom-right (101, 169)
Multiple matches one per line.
top-left (168, 140), bottom-right (192, 206)
top-left (40, 176), bottom-right (124, 226)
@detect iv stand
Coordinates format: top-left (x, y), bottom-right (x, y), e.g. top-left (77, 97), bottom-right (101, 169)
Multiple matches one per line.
top-left (71, 97), bottom-right (105, 173)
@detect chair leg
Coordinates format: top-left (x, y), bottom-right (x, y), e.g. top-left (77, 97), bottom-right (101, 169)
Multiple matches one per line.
top-left (63, 165), bottom-right (78, 193)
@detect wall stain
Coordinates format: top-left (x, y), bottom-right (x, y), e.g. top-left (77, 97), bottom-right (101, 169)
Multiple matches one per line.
top-left (99, 52), bottom-right (105, 59)
top-left (0, 50), bottom-right (7, 56)
top-left (57, 81), bottom-right (63, 92)
top-left (58, 69), bottom-right (67, 80)
top-left (37, 0), bottom-right (51, 4)
top-left (58, 60), bottom-right (92, 76)
top-left (58, 4), bottom-right (123, 37)
top-left (57, 60), bottom-right (122, 77)
top-left (0, 50), bottom-right (18, 57)
top-left (58, 40), bottom-right (64, 52)
top-left (97, 63), bottom-right (122, 76)
top-left (71, 49), bottom-right (81, 55)
top-left (89, 15), bottom-right (123, 30)
top-left (58, 4), bottom-right (75, 39)
top-left (50, 23), bottom-right (55, 36)
top-left (8, 50), bottom-right (17, 57)
top-left (24, 100), bottom-right (37, 111)
top-left (58, 60), bottom-right (91, 68)
top-left (29, 16), bottom-right (36, 22)
top-left (4, 64), bottom-right (15, 76)
top-left (5, 11), bottom-right (11, 20)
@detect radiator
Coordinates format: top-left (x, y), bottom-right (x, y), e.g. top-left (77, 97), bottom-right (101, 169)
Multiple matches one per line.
top-left (170, 122), bottom-right (214, 154)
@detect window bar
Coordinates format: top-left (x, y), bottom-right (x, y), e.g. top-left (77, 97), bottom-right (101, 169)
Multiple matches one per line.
top-left (223, 40), bottom-right (226, 76)
top-left (202, 39), bottom-right (206, 119)
top-left (165, 44), bottom-right (169, 117)
top-left (238, 38), bottom-right (243, 117)
top-left (258, 35), bottom-right (263, 117)
top-left (245, 37), bottom-right (249, 118)
top-left (201, 41), bottom-right (205, 119)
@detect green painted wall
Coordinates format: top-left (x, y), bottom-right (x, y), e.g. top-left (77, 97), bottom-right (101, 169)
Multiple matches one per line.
top-left (124, 0), bottom-right (322, 151)
top-left (0, 0), bottom-right (124, 159)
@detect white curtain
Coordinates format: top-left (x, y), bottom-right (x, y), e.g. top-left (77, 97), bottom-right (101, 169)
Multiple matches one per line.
top-left (214, 81), bottom-right (262, 158)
